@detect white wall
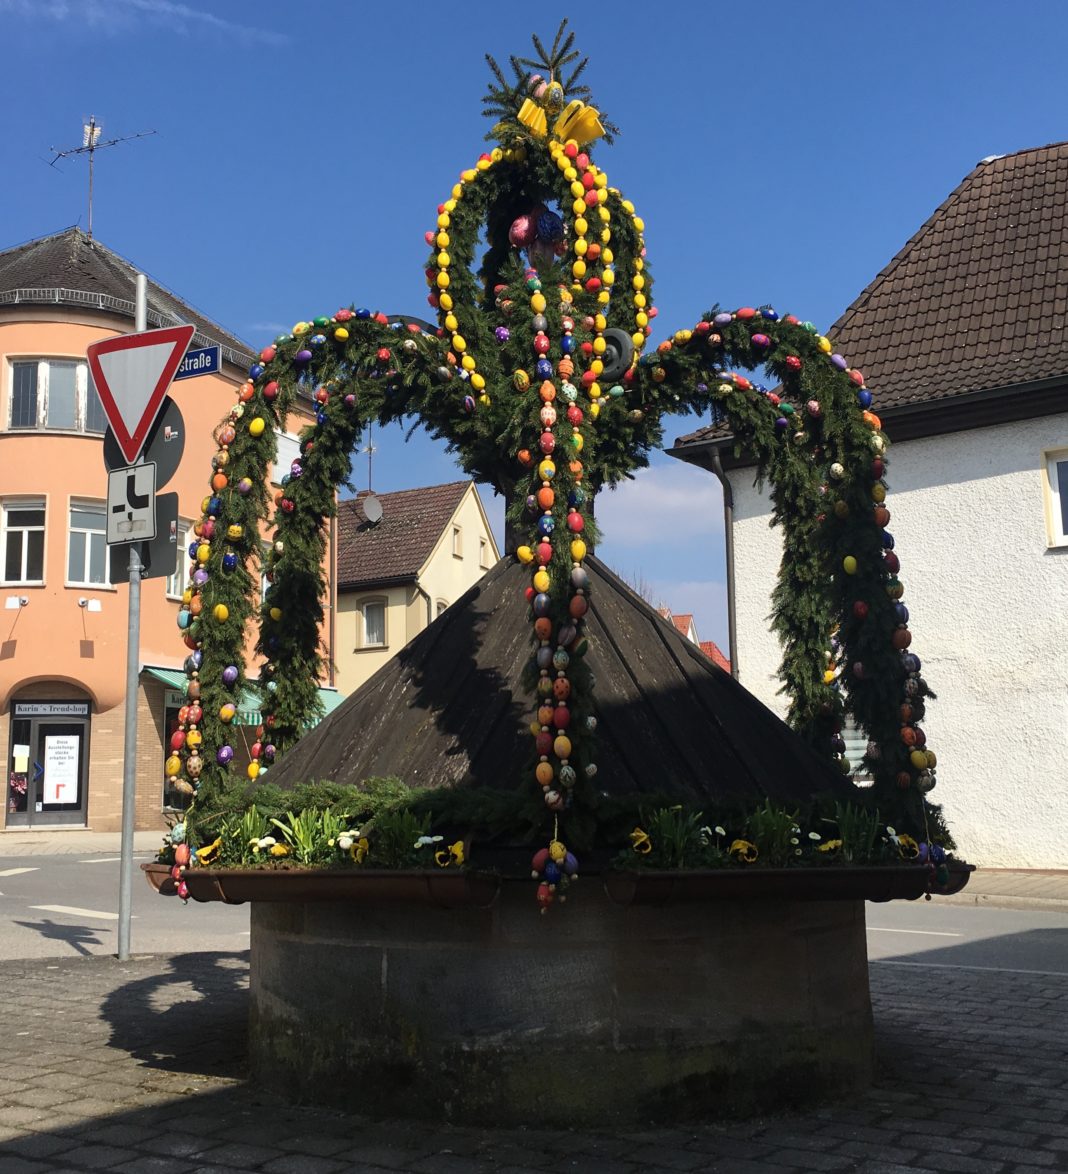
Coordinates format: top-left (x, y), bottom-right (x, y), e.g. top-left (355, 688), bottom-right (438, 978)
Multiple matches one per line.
top-left (727, 412), bottom-right (1068, 869)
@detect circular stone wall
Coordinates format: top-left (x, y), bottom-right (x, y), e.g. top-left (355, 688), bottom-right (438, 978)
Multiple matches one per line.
top-left (248, 884), bottom-right (873, 1125)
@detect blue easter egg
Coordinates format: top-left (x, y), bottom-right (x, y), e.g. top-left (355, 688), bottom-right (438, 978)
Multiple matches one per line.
top-left (177, 611), bottom-right (191, 630)
top-left (249, 364), bottom-right (264, 380)
top-left (187, 541), bottom-right (199, 559)
top-left (537, 516), bottom-right (555, 537)
top-left (560, 335), bottom-right (574, 354)
top-left (533, 593), bottom-right (551, 616)
top-left (544, 862), bottom-right (562, 884)
top-left (894, 603), bottom-right (910, 624)
top-left (857, 389), bottom-right (873, 408)
top-left (208, 496), bottom-right (223, 515)
top-left (356, 307), bottom-right (371, 318)
top-left (761, 307), bottom-right (779, 320)
top-left (223, 553), bottom-right (238, 571)
top-left (536, 211), bottom-right (564, 243)
top-left (536, 358), bottom-right (553, 378)
top-left (881, 531), bottom-right (895, 550)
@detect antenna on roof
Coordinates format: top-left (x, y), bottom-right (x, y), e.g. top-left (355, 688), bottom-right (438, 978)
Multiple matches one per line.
top-left (49, 115), bottom-right (157, 242)
top-left (360, 421), bottom-right (377, 493)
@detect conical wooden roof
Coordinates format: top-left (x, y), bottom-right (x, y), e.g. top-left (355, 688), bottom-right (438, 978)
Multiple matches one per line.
top-left (267, 556), bottom-right (859, 807)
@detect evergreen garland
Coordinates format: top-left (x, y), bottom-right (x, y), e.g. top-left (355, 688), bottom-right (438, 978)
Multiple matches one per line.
top-left (168, 22), bottom-right (946, 851)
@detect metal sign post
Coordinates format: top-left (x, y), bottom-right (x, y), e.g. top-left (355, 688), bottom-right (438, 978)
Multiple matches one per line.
top-left (117, 275), bottom-right (146, 963)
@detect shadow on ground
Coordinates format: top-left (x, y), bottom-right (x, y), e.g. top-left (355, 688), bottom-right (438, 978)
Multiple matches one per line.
top-left (0, 938), bottom-right (1065, 1172)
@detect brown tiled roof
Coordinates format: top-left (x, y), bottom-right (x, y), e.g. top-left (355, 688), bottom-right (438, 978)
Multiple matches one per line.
top-left (671, 613), bottom-right (694, 637)
top-left (0, 227), bottom-right (254, 368)
top-left (336, 481), bottom-right (470, 590)
top-left (674, 141), bottom-right (1068, 450)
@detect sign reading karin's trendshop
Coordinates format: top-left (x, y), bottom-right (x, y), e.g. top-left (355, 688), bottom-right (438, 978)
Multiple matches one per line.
top-left (13, 702), bottom-right (91, 718)
top-left (43, 735), bottom-right (80, 806)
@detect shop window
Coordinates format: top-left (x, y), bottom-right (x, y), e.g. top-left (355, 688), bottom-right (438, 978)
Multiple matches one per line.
top-left (6, 700), bottom-right (91, 827)
top-left (1044, 450), bottom-right (1068, 548)
top-left (360, 598), bottom-right (387, 648)
top-left (167, 522), bottom-right (193, 600)
top-left (8, 360), bottom-right (106, 434)
top-left (67, 501), bottom-right (110, 586)
top-left (452, 524), bottom-right (463, 558)
top-left (2, 501), bottom-right (45, 584)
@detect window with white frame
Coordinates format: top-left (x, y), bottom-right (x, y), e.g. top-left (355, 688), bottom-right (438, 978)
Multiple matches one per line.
top-left (166, 522), bottom-right (193, 599)
top-left (1, 501), bottom-right (45, 584)
top-left (67, 502), bottom-right (110, 585)
top-left (1044, 450), bottom-right (1068, 548)
top-left (479, 536), bottom-right (490, 569)
top-left (452, 524), bottom-right (462, 558)
top-left (8, 360), bottom-right (107, 434)
top-left (273, 430), bottom-right (302, 486)
top-left (360, 598), bottom-right (387, 648)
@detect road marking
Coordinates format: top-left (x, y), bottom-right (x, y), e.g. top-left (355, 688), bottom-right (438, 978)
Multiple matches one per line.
top-left (874, 959), bottom-right (1068, 978)
top-left (30, 904), bottom-right (127, 921)
top-left (868, 927), bottom-right (962, 937)
top-left (0, 867), bottom-right (39, 877)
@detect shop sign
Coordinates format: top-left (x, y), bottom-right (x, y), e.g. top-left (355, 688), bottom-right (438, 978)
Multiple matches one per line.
top-left (13, 702), bottom-right (91, 718)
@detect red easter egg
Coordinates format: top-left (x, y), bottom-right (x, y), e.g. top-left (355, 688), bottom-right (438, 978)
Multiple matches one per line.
top-left (552, 678), bottom-right (570, 700)
top-left (874, 506), bottom-right (890, 527)
top-left (534, 618), bottom-right (552, 640)
top-left (567, 513), bottom-right (584, 532)
top-left (263, 381), bottom-right (279, 401)
top-left (537, 542), bottom-right (552, 565)
top-left (169, 732), bottom-right (185, 752)
top-left (736, 307), bottom-right (757, 320)
top-left (853, 601), bottom-right (869, 620)
top-left (553, 706), bottom-right (570, 729)
top-left (536, 732), bottom-right (553, 756)
top-left (569, 595), bottom-right (588, 618)
top-left (884, 551), bottom-right (901, 575)
top-left (174, 843), bottom-right (191, 866)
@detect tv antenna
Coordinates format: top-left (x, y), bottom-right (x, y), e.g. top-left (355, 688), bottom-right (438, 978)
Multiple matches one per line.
top-left (49, 115), bottom-right (157, 241)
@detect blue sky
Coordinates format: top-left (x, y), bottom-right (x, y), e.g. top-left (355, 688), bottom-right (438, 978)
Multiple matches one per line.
top-left (4, 0), bottom-right (1068, 646)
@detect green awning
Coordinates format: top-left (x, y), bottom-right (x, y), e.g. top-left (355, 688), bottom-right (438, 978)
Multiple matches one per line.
top-left (143, 666), bottom-right (343, 728)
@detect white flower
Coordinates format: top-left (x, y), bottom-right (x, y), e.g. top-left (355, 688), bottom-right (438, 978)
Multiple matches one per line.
top-left (715, 826), bottom-right (725, 837)
top-left (414, 835), bottom-right (444, 849)
top-left (790, 837), bottom-right (799, 845)
top-left (808, 832), bottom-right (822, 841)
top-left (338, 835), bottom-right (353, 851)
top-left (256, 836), bottom-right (276, 849)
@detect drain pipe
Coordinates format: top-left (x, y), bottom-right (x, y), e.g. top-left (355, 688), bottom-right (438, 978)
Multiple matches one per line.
top-left (414, 582), bottom-right (433, 629)
top-left (709, 446), bottom-right (739, 680)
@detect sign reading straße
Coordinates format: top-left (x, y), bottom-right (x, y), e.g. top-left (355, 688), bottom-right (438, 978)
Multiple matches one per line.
top-left (174, 345), bottom-right (220, 380)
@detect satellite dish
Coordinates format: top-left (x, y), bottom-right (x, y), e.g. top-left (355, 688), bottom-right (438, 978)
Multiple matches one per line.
top-left (362, 494), bottom-right (383, 525)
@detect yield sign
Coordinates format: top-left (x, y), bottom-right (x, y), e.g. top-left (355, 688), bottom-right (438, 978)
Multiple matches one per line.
top-left (86, 325), bottom-right (195, 464)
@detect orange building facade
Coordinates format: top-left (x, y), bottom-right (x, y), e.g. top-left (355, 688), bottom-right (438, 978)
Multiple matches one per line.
top-left (0, 229), bottom-right (318, 833)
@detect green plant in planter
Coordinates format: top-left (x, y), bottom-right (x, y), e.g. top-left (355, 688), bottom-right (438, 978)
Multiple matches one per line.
top-left (830, 801), bottom-right (885, 864)
top-left (618, 806), bottom-right (730, 870)
top-left (270, 808), bottom-right (328, 866)
top-left (364, 809), bottom-right (434, 869)
top-left (745, 801), bottom-right (802, 868)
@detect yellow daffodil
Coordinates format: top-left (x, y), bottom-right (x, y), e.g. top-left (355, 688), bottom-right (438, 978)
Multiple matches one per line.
top-left (435, 840), bottom-right (465, 868)
top-left (269, 843), bottom-right (289, 857)
top-left (896, 834), bottom-right (920, 860)
top-left (818, 839), bottom-right (843, 853)
top-left (629, 827), bottom-right (652, 855)
top-left (729, 839), bottom-right (759, 864)
top-left (195, 837), bottom-right (222, 864)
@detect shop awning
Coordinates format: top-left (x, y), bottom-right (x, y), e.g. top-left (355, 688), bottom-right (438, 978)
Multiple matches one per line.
top-left (143, 666), bottom-right (344, 728)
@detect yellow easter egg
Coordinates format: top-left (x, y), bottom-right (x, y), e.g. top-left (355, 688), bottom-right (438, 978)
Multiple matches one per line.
top-left (269, 606), bottom-right (282, 622)
top-left (817, 336), bottom-right (832, 353)
top-left (516, 546), bottom-right (534, 564)
top-left (872, 483), bottom-right (887, 503)
top-left (439, 292), bottom-right (453, 311)
top-left (530, 292), bottom-right (546, 314)
top-left (248, 417), bottom-right (266, 437)
top-left (165, 755), bottom-right (181, 777)
top-left (572, 260), bottom-right (586, 278)
top-left (470, 373), bottom-right (485, 391)
top-left (451, 334), bottom-right (466, 352)
top-left (213, 603), bottom-right (229, 622)
top-left (590, 402), bottom-right (601, 420)
top-left (842, 556), bottom-right (858, 575)
top-left (334, 327), bottom-right (349, 341)
top-left (196, 544), bottom-right (211, 564)
top-left (248, 762), bottom-right (260, 779)
top-left (533, 570), bottom-right (550, 593)
top-left (186, 729), bottom-right (202, 748)
top-left (219, 703), bottom-right (236, 723)
top-left (571, 539), bottom-right (586, 562)
top-left (553, 735), bottom-right (572, 759)
top-left (910, 750), bottom-right (928, 769)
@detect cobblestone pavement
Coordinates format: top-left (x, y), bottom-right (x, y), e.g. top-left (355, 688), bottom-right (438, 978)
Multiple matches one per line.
top-left (0, 950), bottom-right (1065, 1173)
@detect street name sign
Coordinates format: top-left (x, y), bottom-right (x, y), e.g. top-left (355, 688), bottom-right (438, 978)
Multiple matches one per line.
top-left (174, 344), bottom-right (220, 380)
top-left (87, 325), bottom-right (195, 464)
top-left (107, 462), bottom-right (157, 544)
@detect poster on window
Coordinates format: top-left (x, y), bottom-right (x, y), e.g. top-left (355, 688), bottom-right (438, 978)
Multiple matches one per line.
top-left (43, 735), bottom-right (80, 806)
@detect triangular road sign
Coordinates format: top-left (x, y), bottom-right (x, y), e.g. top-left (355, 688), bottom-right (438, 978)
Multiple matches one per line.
top-left (87, 325), bottom-right (196, 464)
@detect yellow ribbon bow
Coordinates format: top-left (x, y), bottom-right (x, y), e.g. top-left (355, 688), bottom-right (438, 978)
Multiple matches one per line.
top-left (553, 99), bottom-right (605, 146)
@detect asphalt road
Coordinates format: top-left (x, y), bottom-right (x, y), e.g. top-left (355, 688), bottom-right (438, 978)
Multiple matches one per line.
top-left (3, 851), bottom-right (1068, 971)
top-left (0, 850), bottom-right (249, 958)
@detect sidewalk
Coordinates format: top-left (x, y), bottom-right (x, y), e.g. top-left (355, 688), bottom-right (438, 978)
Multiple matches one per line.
top-left (5, 828), bottom-right (1067, 910)
top-left (1, 945), bottom-right (1066, 1172)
